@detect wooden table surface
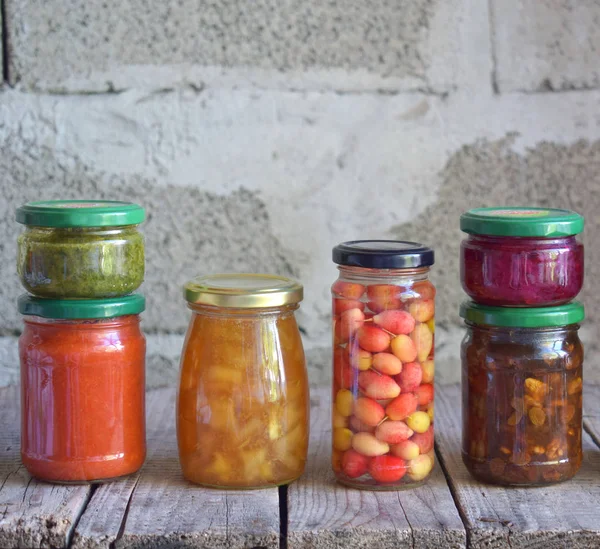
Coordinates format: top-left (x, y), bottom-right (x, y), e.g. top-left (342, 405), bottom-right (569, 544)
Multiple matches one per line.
top-left (2, 383), bottom-right (600, 549)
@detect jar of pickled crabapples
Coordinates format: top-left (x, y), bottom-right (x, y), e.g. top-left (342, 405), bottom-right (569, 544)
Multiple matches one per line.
top-left (460, 301), bottom-right (584, 486)
top-left (178, 274), bottom-right (309, 489)
top-left (460, 207), bottom-right (584, 307)
top-left (331, 241), bottom-right (435, 490)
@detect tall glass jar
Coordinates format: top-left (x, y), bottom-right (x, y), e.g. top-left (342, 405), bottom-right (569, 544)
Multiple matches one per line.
top-left (460, 207), bottom-right (584, 307)
top-left (460, 301), bottom-right (584, 486)
top-left (16, 200), bottom-right (145, 298)
top-left (331, 241), bottom-right (435, 489)
top-left (177, 274), bottom-right (309, 489)
top-left (19, 294), bottom-right (146, 483)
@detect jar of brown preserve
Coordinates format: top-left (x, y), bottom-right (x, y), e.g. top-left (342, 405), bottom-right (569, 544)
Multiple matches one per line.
top-left (460, 301), bottom-right (584, 485)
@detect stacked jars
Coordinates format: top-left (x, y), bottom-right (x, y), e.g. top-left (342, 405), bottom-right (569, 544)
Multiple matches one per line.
top-left (16, 201), bottom-right (147, 483)
top-left (331, 241), bottom-right (436, 489)
top-left (459, 207), bottom-right (585, 486)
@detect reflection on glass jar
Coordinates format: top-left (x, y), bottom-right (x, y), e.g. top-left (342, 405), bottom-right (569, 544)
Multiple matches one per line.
top-left (331, 240), bottom-right (436, 490)
top-left (460, 301), bottom-right (584, 486)
top-left (177, 274), bottom-right (309, 489)
top-left (460, 207), bottom-right (584, 307)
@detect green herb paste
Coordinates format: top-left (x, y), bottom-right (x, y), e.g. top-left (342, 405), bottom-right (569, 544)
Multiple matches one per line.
top-left (17, 226), bottom-right (145, 298)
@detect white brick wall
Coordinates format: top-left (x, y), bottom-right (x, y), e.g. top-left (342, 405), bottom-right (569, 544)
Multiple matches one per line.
top-left (1, 0), bottom-right (599, 386)
top-left (492, 0), bottom-right (600, 92)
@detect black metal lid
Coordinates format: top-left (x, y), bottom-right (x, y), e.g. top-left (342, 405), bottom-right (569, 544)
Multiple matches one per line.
top-left (332, 240), bottom-right (434, 269)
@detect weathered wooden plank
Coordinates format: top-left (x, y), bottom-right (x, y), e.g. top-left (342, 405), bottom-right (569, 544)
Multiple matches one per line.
top-left (287, 388), bottom-right (466, 549)
top-left (0, 385), bottom-right (92, 549)
top-left (583, 383), bottom-right (600, 449)
top-left (72, 389), bottom-right (173, 549)
top-left (108, 388), bottom-right (280, 549)
top-left (436, 383), bottom-right (600, 549)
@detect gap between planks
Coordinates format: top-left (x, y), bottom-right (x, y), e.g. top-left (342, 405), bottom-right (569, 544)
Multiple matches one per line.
top-left (436, 383), bottom-right (600, 549)
top-left (286, 387), bottom-right (467, 549)
top-left (0, 386), bottom-right (93, 549)
top-left (5, 382), bottom-right (600, 548)
top-left (72, 388), bottom-right (280, 549)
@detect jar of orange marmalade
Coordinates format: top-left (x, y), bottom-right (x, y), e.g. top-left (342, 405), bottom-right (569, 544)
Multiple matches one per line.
top-left (177, 274), bottom-right (309, 489)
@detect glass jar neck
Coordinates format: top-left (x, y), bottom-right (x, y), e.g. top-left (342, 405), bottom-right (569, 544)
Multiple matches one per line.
top-left (467, 234), bottom-right (577, 246)
top-left (25, 225), bottom-right (139, 236)
top-left (187, 303), bottom-right (299, 318)
top-left (465, 321), bottom-right (580, 340)
top-left (23, 314), bottom-right (141, 328)
top-left (337, 265), bottom-right (430, 282)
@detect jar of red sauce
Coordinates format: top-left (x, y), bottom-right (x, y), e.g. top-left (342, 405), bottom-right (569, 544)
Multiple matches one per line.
top-left (331, 241), bottom-right (436, 490)
top-left (19, 294), bottom-right (146, 483)
top-left (460, 207), bottom-right (584, 307)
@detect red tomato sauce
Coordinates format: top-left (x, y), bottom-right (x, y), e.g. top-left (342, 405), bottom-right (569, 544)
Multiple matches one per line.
top-left (20, 315), bottom-right (146, 482)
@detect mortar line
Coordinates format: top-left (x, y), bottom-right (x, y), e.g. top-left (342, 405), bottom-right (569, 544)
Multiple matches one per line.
top-left (1, 0), bottom-right (8, 83)
top-left (487, 0), bottom-right (499, 94)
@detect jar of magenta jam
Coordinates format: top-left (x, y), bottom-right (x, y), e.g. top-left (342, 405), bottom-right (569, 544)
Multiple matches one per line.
top-left (460, 208), bottom-right (584, 307)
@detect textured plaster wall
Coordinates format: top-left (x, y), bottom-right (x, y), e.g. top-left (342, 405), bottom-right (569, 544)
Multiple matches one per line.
top-left (1, 0), bottom-right (599, 387)
top-left (5, 0), bottom-right (475, 93)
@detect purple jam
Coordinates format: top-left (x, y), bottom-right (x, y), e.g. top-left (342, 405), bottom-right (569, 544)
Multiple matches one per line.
top-left (461, 235), bottom-right (584, 306)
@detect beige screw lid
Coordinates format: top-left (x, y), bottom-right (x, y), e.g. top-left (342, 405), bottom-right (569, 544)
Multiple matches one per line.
top-left (184, 273), bottom-right (304, 308)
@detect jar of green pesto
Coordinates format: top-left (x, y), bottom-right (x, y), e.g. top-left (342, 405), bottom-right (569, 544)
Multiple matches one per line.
top-left (16, 200), bottom-right (145, 298)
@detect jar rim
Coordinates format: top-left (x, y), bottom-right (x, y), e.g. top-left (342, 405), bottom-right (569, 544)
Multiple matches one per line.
top-left (16, 200), bottom-right (145, 228)
top-left (460, 300), bottom-right (584, 328)
top-left (332, 240), bottom-right (434, 269)
top-left (184, 273), bottom-right (303, 308)
top-left (18, 294), bottom-right (146, 319)
top-left (460, 207), bottom-right (584, 237)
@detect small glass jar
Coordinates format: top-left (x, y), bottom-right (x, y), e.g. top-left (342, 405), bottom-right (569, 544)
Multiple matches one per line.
top-left (331, 241), bottom-right (436, 490)
top-left (19, 294), bottom-right (147, 483)
top-left (16, 200), bottom-right (145, 298)
top-left (177, 274), bottom-right (309, 489)
top-left (460, 207), bottom-right (584, 307)
top-left (460, 301), bottom-right (584, 486)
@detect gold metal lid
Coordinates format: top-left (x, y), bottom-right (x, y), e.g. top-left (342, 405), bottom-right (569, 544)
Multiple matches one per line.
top-left (184, 273), bottom-right (304, 308)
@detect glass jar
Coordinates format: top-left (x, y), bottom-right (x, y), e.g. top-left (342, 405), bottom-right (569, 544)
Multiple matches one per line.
top-left (16, 200), bottom-right (145, 298)
top-left (460, 207), bottom-right (584, 307)
top-left (460, 301), bottom-right (584, 486)
top-left (19, 294), bottom-right (146, 483)
top-left (331, 241), bottom-right (436, 490)
top-left (177, 274), bottom-right (309, 489)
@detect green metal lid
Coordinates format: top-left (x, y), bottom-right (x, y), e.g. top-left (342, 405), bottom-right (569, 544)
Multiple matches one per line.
top-left (16, 200), bottom-right (145, 228)
top-left (18, 294), bottom-right (146, 319)
top-left (460, 207), bottom-right (584, 237)
top-left (460, 301), bottom-right (584, 328)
